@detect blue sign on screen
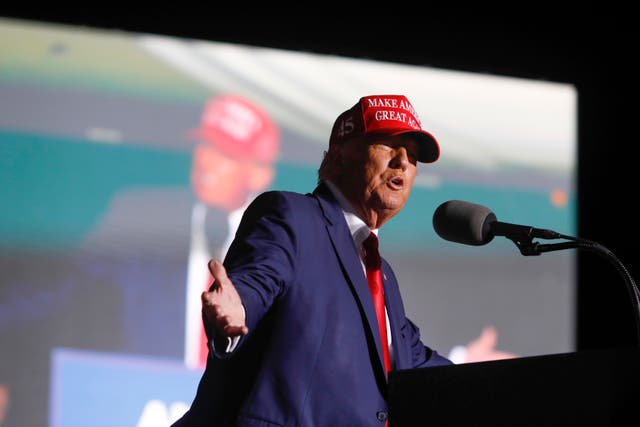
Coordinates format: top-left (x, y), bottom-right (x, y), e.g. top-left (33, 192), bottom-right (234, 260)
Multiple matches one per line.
top-left (49, 348), bottom-right (201, 427)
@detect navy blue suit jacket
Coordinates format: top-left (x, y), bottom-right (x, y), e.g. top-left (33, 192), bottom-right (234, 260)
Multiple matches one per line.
top-left (173, 183), bottom-right (452, 427)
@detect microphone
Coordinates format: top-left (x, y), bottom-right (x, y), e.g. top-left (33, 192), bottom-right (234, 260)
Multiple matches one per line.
top-left (432, 200), bottom-right (562, 246)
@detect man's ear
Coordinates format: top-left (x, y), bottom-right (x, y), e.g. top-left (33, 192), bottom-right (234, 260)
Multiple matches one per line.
top-left (247, 164), bottom-right (275, 192)
top-left (318, 144), bottom-right (343, 183)
top-left (326, 144), bottom-right (345, 169)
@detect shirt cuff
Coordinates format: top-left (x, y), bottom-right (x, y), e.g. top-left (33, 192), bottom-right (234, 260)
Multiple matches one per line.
top-left (209, 305), bottom-right (245, 354)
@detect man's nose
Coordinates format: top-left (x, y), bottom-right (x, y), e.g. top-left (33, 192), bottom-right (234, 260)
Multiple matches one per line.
top-left (390, 147), bottom-right (410, 170)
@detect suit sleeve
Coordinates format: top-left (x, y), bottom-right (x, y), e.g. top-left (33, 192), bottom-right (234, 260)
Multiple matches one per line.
top-left (206, 191), bottom-right (299, 357)
top-left (403, 317), bottom-right (454, 368)
top-left (381, 259), bottom-right (454, 368)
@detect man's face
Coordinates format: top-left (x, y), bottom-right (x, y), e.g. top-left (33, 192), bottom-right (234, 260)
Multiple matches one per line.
top-left (191, 143), bottom-right (268, 211)
top-left (336, 134), bottom-right (419, 227)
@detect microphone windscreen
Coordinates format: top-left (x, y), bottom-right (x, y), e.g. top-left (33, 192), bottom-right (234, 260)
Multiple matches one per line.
top-left (432, 200), bottom-right (497, 246)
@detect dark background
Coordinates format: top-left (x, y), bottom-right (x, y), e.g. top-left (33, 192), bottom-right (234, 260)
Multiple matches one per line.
top-left (1, 10), bottom-right (637, 350)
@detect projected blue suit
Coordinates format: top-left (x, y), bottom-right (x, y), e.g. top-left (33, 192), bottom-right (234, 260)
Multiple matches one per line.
top-left (173, 183), bottom-right (451, 427)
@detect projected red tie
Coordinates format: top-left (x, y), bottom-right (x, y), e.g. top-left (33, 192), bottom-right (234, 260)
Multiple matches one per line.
top-left (362, 232), bottom-right (391, 376)
top-left (197, 275), bottom-right (214, 367)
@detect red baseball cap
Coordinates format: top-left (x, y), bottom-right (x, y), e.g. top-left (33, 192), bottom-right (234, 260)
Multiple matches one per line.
top-left (190, 95), bottom-right (279, 163)
top-left (329, 94), bottom-right (440, 163)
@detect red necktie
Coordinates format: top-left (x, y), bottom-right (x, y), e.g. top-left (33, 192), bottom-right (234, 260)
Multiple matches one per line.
top-left (363, 232), bottom-right (391, 376)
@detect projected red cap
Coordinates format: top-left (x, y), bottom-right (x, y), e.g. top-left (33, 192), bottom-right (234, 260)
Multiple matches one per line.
top-left (329, 94), bottom-right (440, 163)
top-left (191, 95), bottom-right (279, 163)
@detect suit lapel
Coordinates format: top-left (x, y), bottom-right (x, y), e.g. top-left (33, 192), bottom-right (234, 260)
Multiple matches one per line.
top-left (381, 261), bottom-right (411, 370)
top-left (311, 184), bottom-right (388, 376)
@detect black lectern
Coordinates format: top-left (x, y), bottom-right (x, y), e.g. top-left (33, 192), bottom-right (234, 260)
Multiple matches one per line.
top-left (388, 348), bottom-right (639, 427)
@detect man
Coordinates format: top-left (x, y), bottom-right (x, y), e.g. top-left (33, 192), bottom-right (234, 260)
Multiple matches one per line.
top-left (172, 94), bottom-right (453, 426)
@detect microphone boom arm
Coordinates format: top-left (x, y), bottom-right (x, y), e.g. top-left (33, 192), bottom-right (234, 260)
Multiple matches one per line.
top-left (508, 233), bottom-right (640, 346)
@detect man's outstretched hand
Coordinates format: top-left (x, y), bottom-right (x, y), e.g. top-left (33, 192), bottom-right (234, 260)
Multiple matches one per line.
top-left (201, 259), bottom-right (248, 338)
top-left (464, 325), bottom-right (518, 363)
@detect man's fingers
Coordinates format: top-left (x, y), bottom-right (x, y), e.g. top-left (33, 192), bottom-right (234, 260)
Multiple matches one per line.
top-left (208, 259), bottom-right (229, 289)
top-left (201, 291), bottom-right (219, 309)
top-left (223, 323), bottom-right (249, 336)
top-left (201, 290), bottom-right (211, 304)
top-left (202, 305), bottom-right (247, 332)
top-left (213, 314), bottom-right (248, 337)
top-left (201, 296), bottom-right (219, 321)
top-left (477, 325), bottom-right (498, 349)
